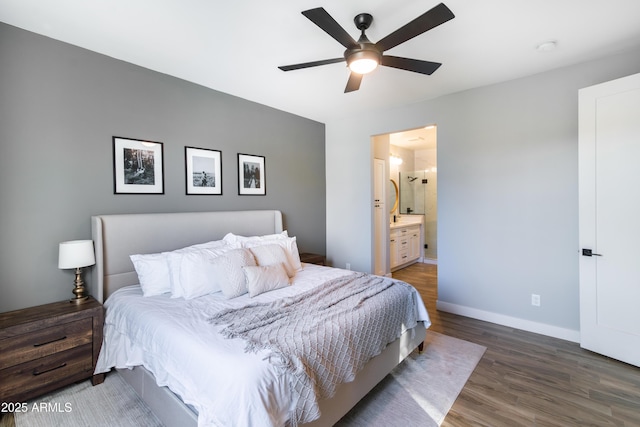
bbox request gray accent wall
[0,23,326,312]
[326,47,640,338]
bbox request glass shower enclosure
[399,170,437,260]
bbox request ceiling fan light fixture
[349,58,378,74]
[279,4,455,92]
[346,49,380,74]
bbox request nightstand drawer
[0,317,92,370]
[0,343,93,402]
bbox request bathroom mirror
[389,179,399,214]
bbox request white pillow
[178,248,233,299]
[249,244,295,277]
[210,248,257,299]
[130,252,171,297]
[243,263,290,298]
[130,240,230,298]
[166,240,233,298]
[223,231,288,244]
[190,240,231,250]
[243,236,302,272]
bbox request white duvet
[95,264,430,427]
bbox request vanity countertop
[390,215,423,229]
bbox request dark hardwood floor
[393,262,640,427]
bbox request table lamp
[58,240,96,304]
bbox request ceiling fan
[278,3,455,93]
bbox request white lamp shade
[58,240,96,269]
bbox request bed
[91,210,429,426]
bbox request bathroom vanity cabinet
[390,223,422,271]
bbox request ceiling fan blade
[302,7,358,49]
[375,3,454,52]
[381,56,442,75]
[278,58,345,71]
[344,72,363,93]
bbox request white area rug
[15,373,162,427]
[16,332,484,427]
[336,331,486,427]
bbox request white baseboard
[436,300,580,343]
[421,258,437,265]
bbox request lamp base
[70,267,89,304]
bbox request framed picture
[238,153,266,195]
[112,136,164,194]
[185,146,222,195]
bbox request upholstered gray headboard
[91,210,283,303]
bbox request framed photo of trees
[238,153,265,195]
[112,136,164,194]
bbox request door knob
[582,248,603,257]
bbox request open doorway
[389,125,438,263]
[371,125,438,275]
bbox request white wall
[326,47,640,340]
[325,124,373,272]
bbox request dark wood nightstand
[300,252,326,266]
[0,297,104,404]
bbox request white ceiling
[2,0,640,123]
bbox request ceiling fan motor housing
[344,43,382,66]
[345,13,381,68]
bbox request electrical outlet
[531,294,541,307]
[346,263,351,271]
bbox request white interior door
[579,72,640,367]
[373,158,387,276]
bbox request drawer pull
[33,336,67,347]
[32,362,67,376]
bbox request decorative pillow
[130,252,171,297]
[166,241,235,298]
[249,244,295,278]
[210,248,257,299]
[243,236,302,272]
[243,263,290,298]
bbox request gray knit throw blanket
[207,272,420,426]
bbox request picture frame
[238,153,266,195]
[185,146,222,195]
[112,136,164,194]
